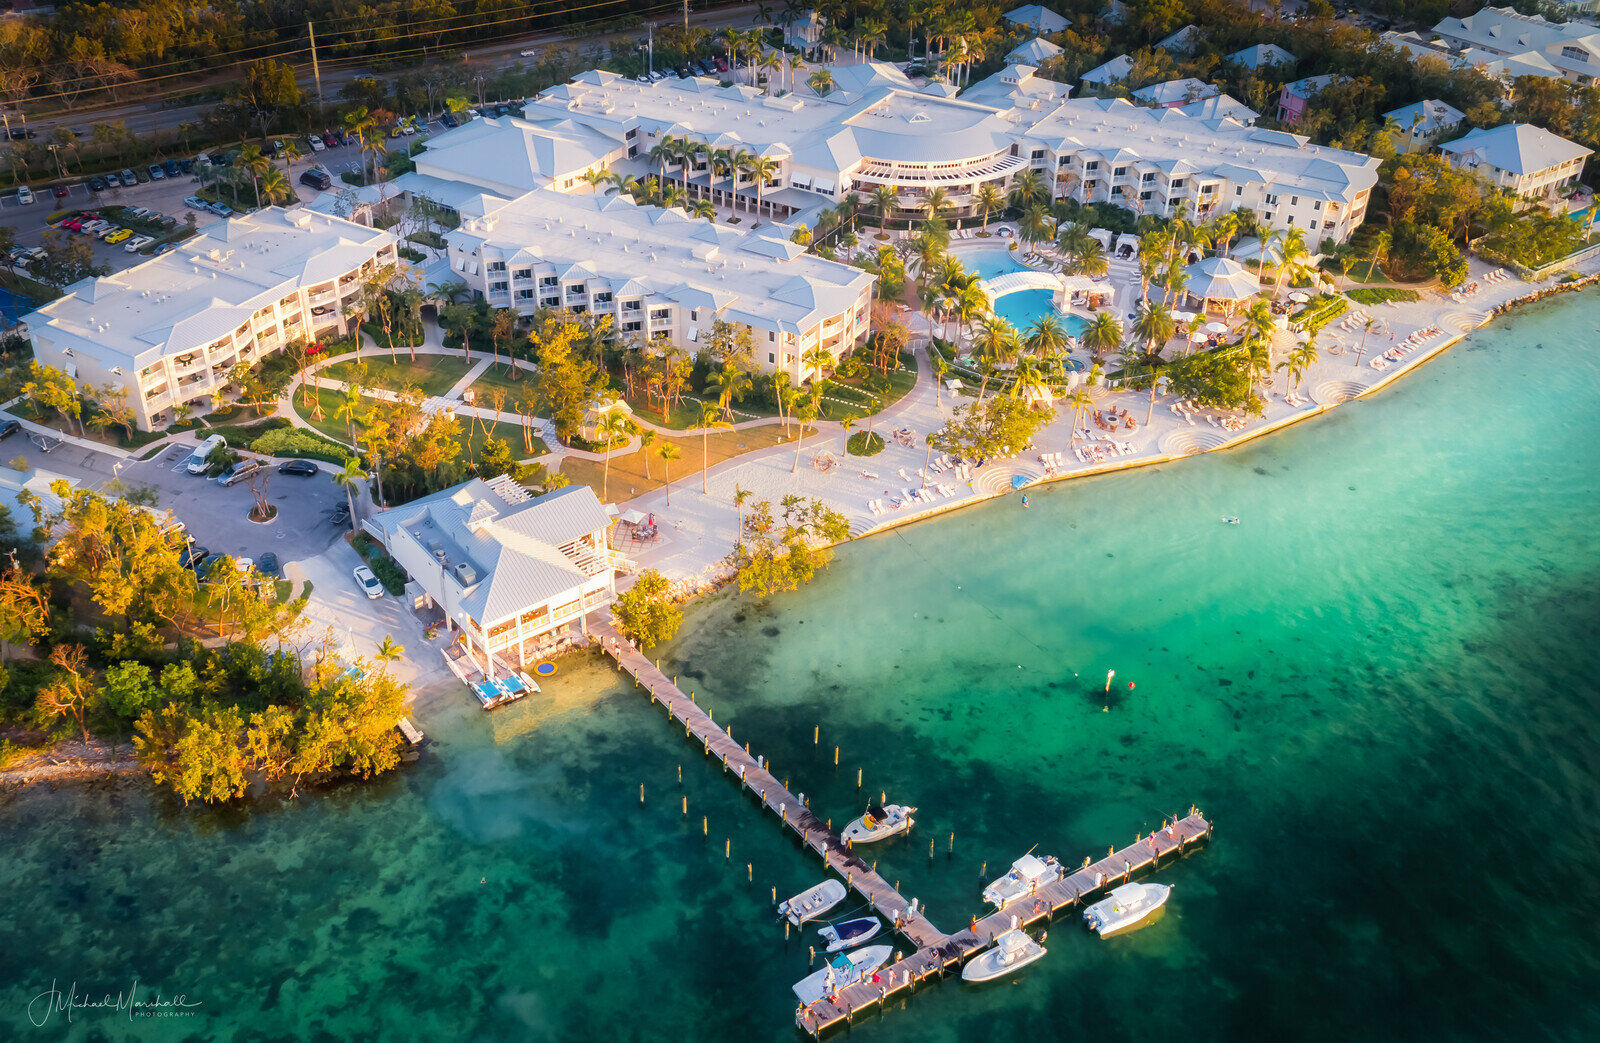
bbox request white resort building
[369,477,621,672]
[23,207,397,431]
[405,64,1378,245]
[442,188,875,383]
[1437,123,1593,200]
[1432,5,1600,84]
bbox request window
[1286,216,1294,225]
[1084,161,1099,171]
[539,276,558,288]
[516,289,534,301]
[1235,186,1243,196]
[691,309,699,322]
[622,299,642,312]
[566,284,585,296]
[1170,178,1186,190]
[1290,196,1299,206]
[1140,191,1153,201]
[1142,172,1155,182]
[1113,166,1127,176]
[487,261,506,273]
[514,268,531,280]
[1309,220,1318,229]
[1030,149,1045,159]
[768,331,776,341]
[593,291,612,304]
[541,297,560,308]
[649,307,671,321]
[624,320,642,332]
[768,352,776,364]
[490,280,508,292]
[1561,45,1589,63]
[1312,200,1322,211]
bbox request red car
[321,130,338,148]
[52,185,68,199]
[61,217,83,230]
[713,57,729,72]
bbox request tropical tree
[868,184,900,232]
[656,441,681,505]
[1025,314,1069,360]
[375,635,404,673]
[1017,204,1054,251]
[974,182,1005,232]
[694,404,732,493]
[790,400,817,474]
[333,457,367,534]
[1081,313,1124,362]
[807,68,835,96]
[744,153,780,224]
[1364,229,1392,281]
[920,187,953,226]
[1130,301,1176,360]
[1064,389,1094,445]
[579,168,609,193]
[598,410,635,501]
[1008,169,1047,211]
[638,428,657,479]
[1273,227,1312,298]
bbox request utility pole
[647,23,654,77]
[683,0,689,33]
[308,21,325,114]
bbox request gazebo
[1232,236,1283,266]
[1183,256,1260,315]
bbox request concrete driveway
[289,538,450,690]
[122,442,350,565]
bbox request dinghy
[841,803,915,844]
[818,916,881,953]
[778,879,847,925]
[792,945,894,1005]
[962,924,1047,982]
[1083,881,1171,936]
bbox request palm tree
[743,153,780,224]
[1064,389,1094,445]
[1082,312,1124,362]
[1130,301,1176,360]
[648,133,679,186]
[637,428,657,478]
[362,136,389,185]
[930,351,948,407]
[1025,314,1069,360]
[1007,356,1051,403]
[807,68,835,96]
[1355,317,1376,369]
[1017,204,1054,251]
[790,400,817,473]
[342,108,378,183]
[579,168,608,193]
[759,50,783,95]
[1008,169,1047,211]
[920,187,953,227]
[656,441,681,505]
[1273,227,1311,298]
[598,411,634,501]
[333,457,367,534]
[974,182,1005,233]
[787,53,807,93]
[1364,229,1391,281]
[1074,238,1109,278]
[690,198,716,220]
[375,635,404,673]
[868,184,900,233]
[1240,299,1276,348]
[237,144,269,209]
[259,165,291,206]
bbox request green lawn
[464,361,538,406]
[1346,288,1421,306]
[294,385,547,458]
[457,417,546,459]
[819,356,919,421]
[291,385,369,445]
[322,354,472,398]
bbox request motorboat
[778,879,847,926]
[841,803,916,844]
[961,925,1047,982]
[1083,881,1171,936]
[792,945,894,1005]
[982,852,1065,909]
[818,916,881,953]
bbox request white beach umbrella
[1204,321,1229,334]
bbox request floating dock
[590,621,1212,1037]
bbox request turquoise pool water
[2,292,1599,1040]
[957,246,1089,338]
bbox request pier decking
[590,621,1212,1037]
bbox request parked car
[519,47,538,57]
[194,152,212,167]
[104,228,133,244]
[146,164,163,181]
[14,186,32,205]
[713,57,729,72]
[0,419,19,440]
[440,112,459,128]
[648,69,665,82]
[307,135,325,152]
[278,459,320,476]
[186,434,227,474]
[299,167,332,191]
[126,206,150,219]
[321,130,338,148]
[178,159,193,174]
[124,235,154,253]
[164,159,180,177]
[133,167,150,183]
[52,184,68,199]
[178,544,209,569]
[184,195,208,210]
[353,565,383,599]
[271,139,284,155]
[88,176,106,192]
[119,168,137,184]
[216,459,262,487]
[104,172,122,188]
[257,552,279,578]
[208,202,235,217]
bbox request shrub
[612,569,683,649]
[250,426,352,463]
[847,431,885,456]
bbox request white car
[520,47,538,57]
[15,186,32,205]
[124,235,154,253]
[353,565,383,599]
[308,136,326,152]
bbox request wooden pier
[589,621,1212,1037]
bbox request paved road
[20,2,763,140]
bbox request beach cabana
[1232,236,1282,266]
[1184,256,1260,315]
[1088,228,1113,251]
[1114,232,1140,259]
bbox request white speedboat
[818,916,881,953]
[962,926,1047,982]
[841,803,915,844]
[778,879,847,926]
[1083,881,1171,936]
[792,945,894,1005]
[982,852,1064,908]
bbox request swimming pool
[955,246,1087,338]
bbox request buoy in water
[534,661,557,676]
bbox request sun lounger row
[1075,441,1136,463]
[1037,451,1066,467]
[1484,268,1509,283]
[868,484,963,514]
[1335,309,1374,332]
[1370,325,1445,369]
[1284,391,1311,406]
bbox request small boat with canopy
[841,803,915,843]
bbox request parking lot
[0,122,445,276]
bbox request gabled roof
[1131,77,1218,107]
[1080,54,1134,85]
[1439,122,1593,175]
[1227,43,1296,69]
[1158,25,1203,53]
[1006,37,1063,65]
[1003,4,1070,33]
[1382,99,1466,136]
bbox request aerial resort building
[442,188,875,384]
[22,207,397,431]
[404,63,1378,246]
[1437,122,1593,201]
[368,477,620,674]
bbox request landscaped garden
[322,354,472,398]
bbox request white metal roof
[1439,122,1593,176]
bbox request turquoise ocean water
[3,293,1599,1041]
